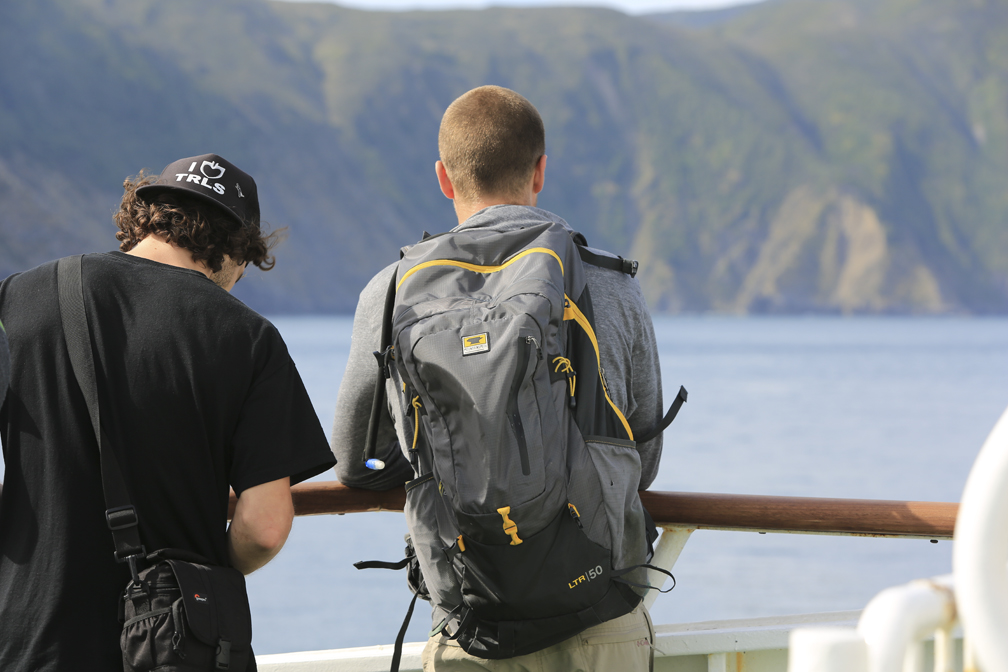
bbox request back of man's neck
[126,235,211,278]
[454,196,536,226]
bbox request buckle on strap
[372,345,395,379]
[621,257,639,278]
[216,638,232,670]
[106,505,138,531]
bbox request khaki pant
[421,604,654,672]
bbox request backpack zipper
[526,335,542,360]
[506,336,534,476]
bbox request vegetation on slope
[0,0,1005,313]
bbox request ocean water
[4,316,1007,653]
[249,315,1008,654]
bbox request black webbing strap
[576,245,639,277]
[352,558,411,571]
[363,268,399,470]
[428,603,464,639]
[570,230,639,277]
[444,607,474,642]
[57,255,146,565]
[635,385,688,445]
[388,591,419,672]
[353,552,419,672]
[612,564,676,593]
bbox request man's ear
[436,160,455,200]
[532,154,547,195]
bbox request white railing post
[856,575,956,672]
[644,526,693,610]
[902,642,922,672]
[963,635,978,672]
[707,652,728,672]
[954,405,1008,672]
[790,575,957,672]
[933,624,954,672]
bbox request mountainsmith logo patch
[462,333,489,356]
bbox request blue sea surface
[4,316,1007,653]
[250,315,1008,654]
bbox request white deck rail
[789,404,1008,672]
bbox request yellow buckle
[497,506,523,546]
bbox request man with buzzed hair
[333,86,664,671]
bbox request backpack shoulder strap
[57,255,146,567]
[564,233,686,444]
[362,265,399,470]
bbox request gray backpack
[361,221,685,661]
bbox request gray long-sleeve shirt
[331,205,665,491]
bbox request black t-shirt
[0,323,7,410]
[0,252,336,671]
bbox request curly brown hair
[114,172,281,273]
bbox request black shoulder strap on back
[570,231,639,277]
[57,255,146,577]
[362,267,399,470]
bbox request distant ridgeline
[1,0,1006,314]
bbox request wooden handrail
[228,481,958,540]
[639,491,956,539]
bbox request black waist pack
[120,549,255,672]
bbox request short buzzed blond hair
[438,86,545,202]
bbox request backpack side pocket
[404,472,463,626]
[583,437,647,573]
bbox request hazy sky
[280,0,763,16]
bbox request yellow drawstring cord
[552,356,576,398]
[411,396,422,451]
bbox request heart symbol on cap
[200,161,225,180]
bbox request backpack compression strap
[635,385,688,445]
[576,245,639,277]
[570,231,639,277]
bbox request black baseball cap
[135,153,260,229]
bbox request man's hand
[227,477,294,575]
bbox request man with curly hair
[0,321,7,411]
[0,321,6,507]
[0,154,336,671]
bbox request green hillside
[1,0,1005,313]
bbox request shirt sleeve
[585,263,665,491]
[331,264,414,490]
[627,290,664,490]
[229,332,336,495]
